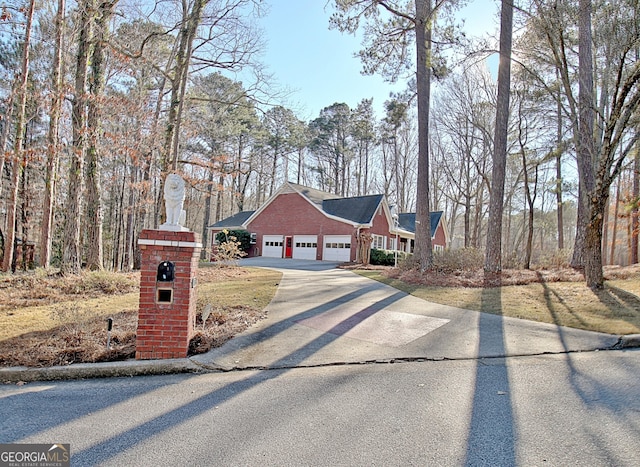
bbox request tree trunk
[576,0,601,287]
[61,0,93,275]
[584,198,606,287]
[215,172,225,222]
[632,141,639,264]
[39,0,65,268]
[1,0,35,273]
[413,0,434,271]
[555,76,565,251]
[484,0,514,273]
[571,189,588,268]
[123,161,137,271]
[609,182,621,265]
[201,168,215,260]
[20,150,32,270]
[0,79,17,199]
[85,1,116,271]
[163,0,205,173]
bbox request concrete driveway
[194,258,621,370]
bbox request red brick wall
[433,224,446,248]
[136,230,201,359]
[368,206,390,236]
[247,193,357,260]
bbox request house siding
[433,224,446,248]
[210,184,449,262]
[246,193,357,260]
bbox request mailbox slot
[157,261,175,282]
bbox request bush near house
[215,229,251,253]
[370,248,410,266]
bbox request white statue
[160,173,188,231]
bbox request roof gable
[211,183,391,229]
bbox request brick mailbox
[136,229,202,359]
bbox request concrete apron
[193,260,620,371]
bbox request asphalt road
[2,349,639,466]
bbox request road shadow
[0,377,182,443]
[1,268,387,449]
[537,274,640,461]
[464,273,516,466]
[68,285,406,465]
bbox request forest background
[0,0,638,287]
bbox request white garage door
[293,235,318,260]
[262,235,283,258]
[322,235,352,262]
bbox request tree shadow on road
[464,273,516,466]
[537,274,640,461]
[68,285,406,465]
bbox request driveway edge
[614,333,640,349]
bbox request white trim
[138,239,203,248]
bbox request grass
[0,266,281,367]
[356,270,640,335]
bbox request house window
[296,242,318,248]
[434,244,444,252]
[372,234,386,250]
[325,242,350,249]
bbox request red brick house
[209,182,448,262]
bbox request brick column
[136,229,202,360]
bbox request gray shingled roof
[288,183,340,207]
[323,194,384,224]
[210,210,254,229]
[397,211,443,234]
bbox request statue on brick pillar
[160,173,189,231]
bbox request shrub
[60,270,138,295]
[214,229,248,265]
[536,249,572,269]
[433,248,484,272]
[215,229,251,253]
[370,248,410,266]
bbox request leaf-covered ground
[0,266,279,368]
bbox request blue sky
[258,1,500,120]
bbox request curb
[614,333,640,349]
[1,358,207,383]
[2,335,639,384]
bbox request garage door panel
[293,235,318,260]
[322,235,352,262]
[262,235,283,258]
